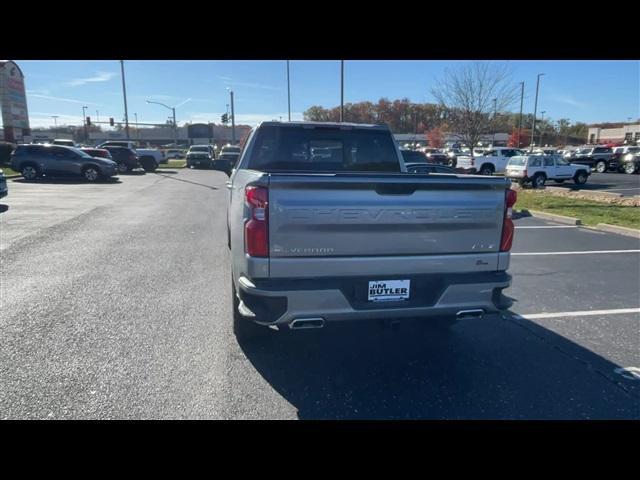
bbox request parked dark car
[10,144,118,182]
[404,162,457,174]
[400,149,428,164]
[619,151,640,174]
[0,168,8,199]
[567,146,614,173]
[99,146,140,173]
[612,146,640,173]
[425,151,449,165]
[80,148,112,160]
[215,152,240,174]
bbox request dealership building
[587,124,640,145]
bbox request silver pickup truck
[226,121,517,340]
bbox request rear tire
[479,164,494,176]
[82,166,100,182]
[624,162,637,174]
[595,160,607,173]
[20,164,40,181]
[574,171,588,185]
[117,163,128,174]
[532,173,546,188]
[231,277,270,341]
[141,157,157,172]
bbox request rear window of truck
[247,125,401,173]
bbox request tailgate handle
[375,184,417,195]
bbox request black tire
[479,164,494,176]
[140,157,157,172]
[20,164,40,181]
[574,171,588,185]
[624,162,637,175]
[82,165,100,182]
[231,277,270,341]
[595,160,607,173]
[117,162,128,174]
[532,173,546,188]
[553,179,565,184]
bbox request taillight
[500,189,517,252]
[244,186,269,257]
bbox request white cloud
[68,71,116,87]
[28,94,102,106]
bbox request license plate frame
[367,280,410,302]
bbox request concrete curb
[521,209,582,225]
[5,174,21,179]
[596,224,640,239]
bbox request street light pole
[340,60,344,122]
[120,60,131,140]
[287,60,291,122]
[518,82,524,148]
[229,89,236,144]
[146,100,178,147]
[539,111,546,147]
[134,113,139,140]
[530,73,544,152]
[82,105,88,144]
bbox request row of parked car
[399,147,591,188]
[8,141,166,182]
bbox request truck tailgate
[267,173,508,260]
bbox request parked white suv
[456,147,525,175]
[505,154,590,188]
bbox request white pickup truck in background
[456,147,525,175]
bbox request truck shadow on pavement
[12,177,122,185]
[152,172,218,190]
[237,313,639,420]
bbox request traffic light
[86,116,91,126]
[221,113,228,124]
[109,117,114,126]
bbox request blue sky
[13,60,640,129]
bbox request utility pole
[530,73,544,152]
[82,105,88,144]
[287,60,291,122]
[229,89,236,144]
[518,82,524,148]
[120,60,130,140]
[340,60,344,122]
[539,111,546,147]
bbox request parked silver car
[10,144,118,182]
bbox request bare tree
[431,62,519,153]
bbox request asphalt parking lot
[550,171,640,196]
[0,168,638,419]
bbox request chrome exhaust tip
[456,309,484,320]
[289,318,325,330]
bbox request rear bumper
[236,271,513,326]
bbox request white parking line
[512,250,640,256]
[515,226,578,229]
[515,308,640,320]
